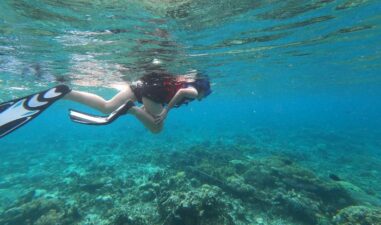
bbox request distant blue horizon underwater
[0,0,381,224]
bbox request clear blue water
[0,0,381,224]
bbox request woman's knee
[102,102,118,114]
[149,123,163,134]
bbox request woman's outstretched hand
[154,108,168,124]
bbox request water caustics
[0,0,380,99]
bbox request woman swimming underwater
[0,71,212,138]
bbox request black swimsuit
[130,76,194,107]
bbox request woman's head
[192,75,212,100]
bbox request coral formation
[333,206,381,225]
[0,197,80,225]
[0,144,380,225]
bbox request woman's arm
[167,87,198,111]
[154,87,198,124]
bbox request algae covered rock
[153,148,380,225]
[158,184,235,225]
[240,156,358,224]
[112,210,146,225]
[229,159,248,174]
[334,181,380,206]
[2,145,378,225]
[0,198,62,225]
[333,205,381,225]
[34,209,63,225]
[0,196,80,225]
[162,150,368,225]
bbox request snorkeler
[0,72,212,138]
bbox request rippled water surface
[1,0,380,95]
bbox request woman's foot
[69,100,136,125]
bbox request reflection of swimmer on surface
[0,71,211,138]
[65,71,212,133]
[21,63,68,83]
[103,27,169,38]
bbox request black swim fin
[69,100,134,125]
[0,85,71,138]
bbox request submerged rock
[229,159,248,174]
[0,199,61,225]
[329,174,341,181]
[95,195,114,206]
[2,146,378,225]
[173,152,371,225]
[0,197,80,225]
[112,210,145,225]
[34,209,63,225]
[158,184,235,225]
[335,181,380,206]
[333,205,381,225]
[78,181,105,193]
[140,189,156,202]
[241,157,359,224]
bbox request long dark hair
[140,71,212,97]
[140,71,172,83]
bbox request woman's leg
[128,97,164,133]
[65,86,163,133]
[64,85,136,114]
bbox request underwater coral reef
[0,129,380,225]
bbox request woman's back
[132,72,192,105]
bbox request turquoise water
[1,0,381,224]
